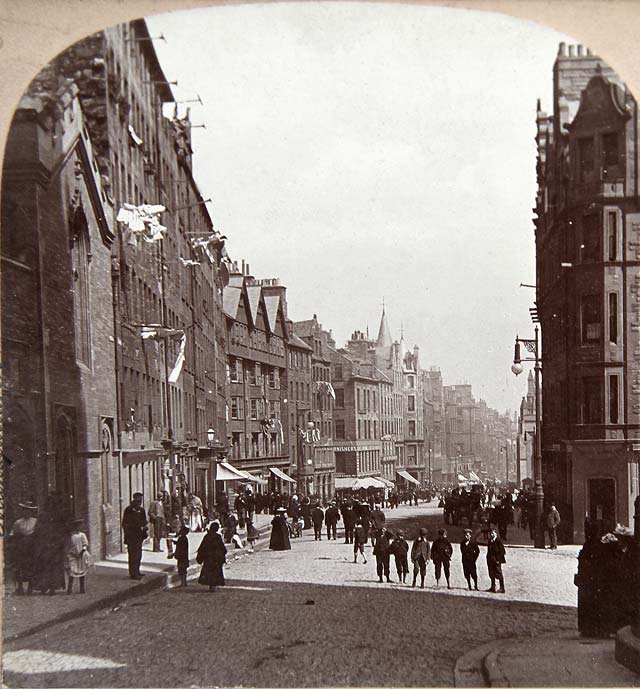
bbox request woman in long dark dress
[33,494,68,595]
[197,522,227,591]
[269,507,291,551]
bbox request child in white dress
[66,519,93,594]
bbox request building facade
[535,42,640,541]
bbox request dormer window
[602,132,619,171]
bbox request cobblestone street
[3,503,579,687]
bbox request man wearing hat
[460,529,480,590]
[486,527,506,593]
[547,503,561,549]
[122,492,148,580]
[311,501,325,541]
[410,528,431,588]
[325,501,340,540]
[8,501,38,595]
[431,528,453,589]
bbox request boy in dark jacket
[487,528,506,593]
[311,502,324,541]
[431,528,453,589]
[460,528,480,590]
[353,519,368,564]
[174,525,190,587]
[389,530,409,583]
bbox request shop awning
[353,477,386,489]
[468,471,481,483]
[397,470,420,486]
[377,477,395,488]
[215,462,247,481]
[458,474,469,483]
[335,477,358,490]
[269,466,296,483]
[240,470,268,485]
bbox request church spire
[376,306,393,349]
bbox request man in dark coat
[411,528,431,588]
[122,492,148,580]
[486,527,506,592]
[311,502,324,540]
[431,528,453,589]
[460,528,480,590]
[342,503,356,544]
[325,502,340,540]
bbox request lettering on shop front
[629,218,640,421]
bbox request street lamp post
[428,440,433,490]
[207,427,217,514]
[512,326,545,548]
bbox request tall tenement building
[535,43,640,542]
[2,20,229,557]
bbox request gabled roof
[289,333,313,351]
[263,294,281,334]
[222,286,242,319]
[246,285,262,326]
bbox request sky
[146,2,573,415]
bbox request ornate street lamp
[207,427,217,512]
[512,326,545,548]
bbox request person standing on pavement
[8,501,38,595]
[460,528,480,591]
[325,501,340,540]
[353,518,368,564]
[342,503,355,544]
[311,501,325,541]
[431,528,453,589]
[486,527,506,593]
[373,527,392,583]
[173,525,190,588]
[148,492,166,552]
[390,530,409,584]
[269,507,291,551]
[122,492,148,580]
[65,519,93,594]
[547,503,561,549]
[411,528,431,588]
[197,522,227,591]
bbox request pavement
[3,500,640,686]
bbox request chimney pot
[558,42,566,56]
[568,45,575,57]
[577,45,584,56]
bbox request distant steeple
[527,370,535,396]
[376,307,393,349]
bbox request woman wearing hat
[8,501,38,595]
[269,507,291,551]
[196,522,227,591]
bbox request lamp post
[428,439,433,490]
[512,326,545,549]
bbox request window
[251,432,260,457]
[373,420,377,439]
[578,136,594,178]
[229,358,241,383]
[231,397,243,420]
[250,399,260,419]
[408,395,416,412]
[609,293,618,344]
[609,375,619,424]
[581,295,602,343]
[408,376,415,389]
[582,214,601,262]
[357,419,361,439]
[335,419,345,439]
[335,388,344,408]
[334,365,343,380]
[608,211,618,261]
[268,368,276,388]
[602,132,619,169]
[232,432,242,458]
[71,213,92,367]
[581,377,602,424]
[357,388,362,412]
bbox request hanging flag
[178,257,201,266]
[190,233,226,264]
[128,125,144,147]
[275,419,284,443]
[326,382,336,400]
[168,333,186,383]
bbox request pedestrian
[390,530,409,583]
[486,527,506,593]
[33,493,69,594]
[222,510,239,544]
[245,488,255,523]
[431,528,453,589]
[373,527,392,583]
[122,492,148,580]
[8,501,38,595]
[311,501,324,541]
[66,519,93,594]
[325,501,340,540]
[246,518,260,553]
[173,525,190,587]
[234,491,247,528]
[460,528,480,591]
[342,503,355,544]
[353,518,368,564]
[547,503,561,549]
[411,528,431,588]
[269,507,291,550]
[188,493,205,532]
[148,492,167,552]
[196,522,227,591]
[217,490,230,518]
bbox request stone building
[535,43,640,541]
[223,264,292,493]
[2,81,117,556]
[2,19,229,555]
[293,315,336,501]
[515,372,536,483]
[423,367,445,485]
